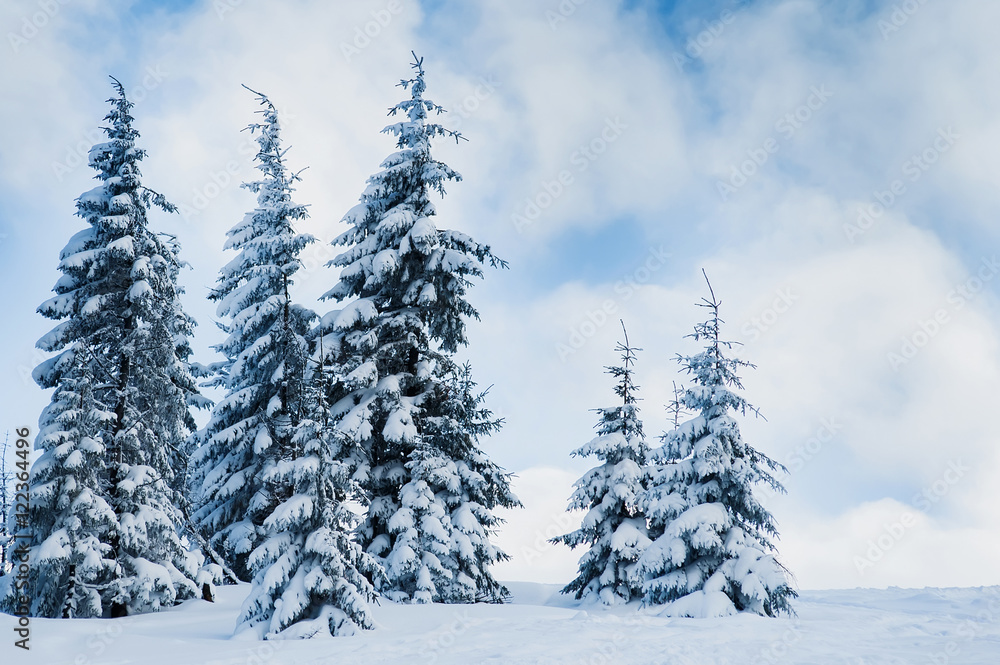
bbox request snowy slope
[2,582,998,664]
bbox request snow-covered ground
[2,582,999,664]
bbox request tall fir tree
[551,323,650,605]
[634,272,796,617]
[320,53,516,603]
[1,78,204,617]
[236,356,380,639]
[189,87,315,582]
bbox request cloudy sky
[2,0,998,591]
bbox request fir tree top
[574,321,646,465]
[36,76,189,390]
[386,52,466,169]
[236,85,310,240]
[602,320,643,440]
[211,86,314,323]
[323,53,505,354]
[655,271,786,547]
[81,76,176,230]
[678,270,762,421]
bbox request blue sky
[2,0,999,589]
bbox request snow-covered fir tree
[320,53,516,603]
[422,363,519,603]
[379,432,455,604]
[1,78,204,618]
[383,361,519,604]
[634,272,796,618]
[551,323,650,605]
[2,345,117,618]
[236,358,380,639]
[189,87,315,582]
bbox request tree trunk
[61,563,77,619]
[178,503,242,585]
[108,338,132,619]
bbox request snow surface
[3,582,999,664]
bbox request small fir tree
[552,323,650,605]
[236,357,380,639]
[634,271,796,617]
[420,363,519,603]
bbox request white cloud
[777,496,1000,589]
